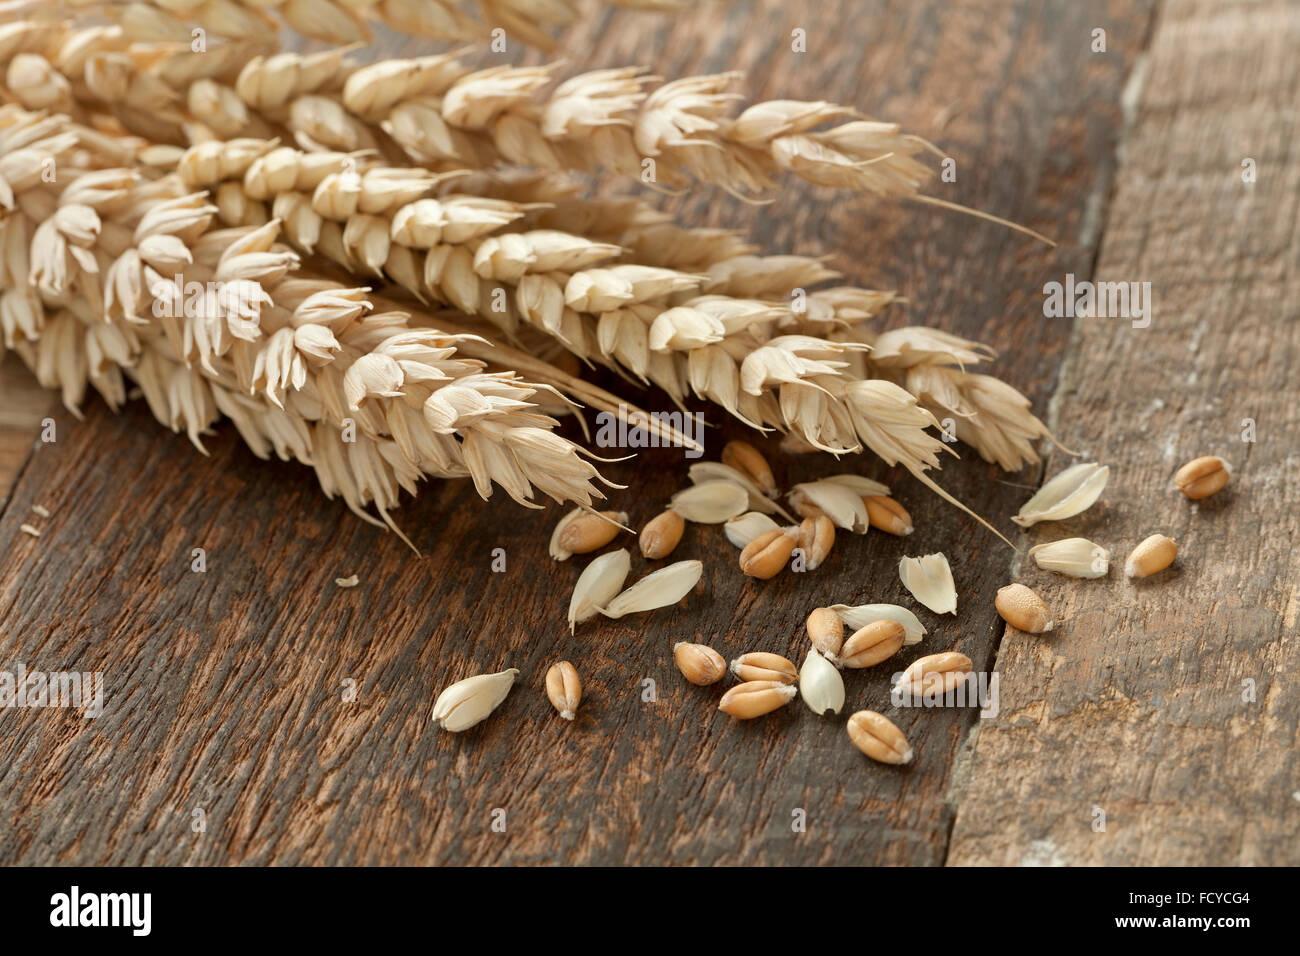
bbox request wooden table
[2,0,1296,866]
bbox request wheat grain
[718,680,797,719]
[549,507,627,560]
[738,527,795,579]
[805,607,844,659]
[673,641,726,685]
[846,711,913,765]
[1174,455,1230,499]
[829,603,926,645]
[639,508,684,559]
[994,583,1053,634]
[544,660,582,721]
[729,652,797,685]
[837,620,905,669]
[1125,534,1177,579]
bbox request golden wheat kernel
[806,607,845,658]
[557,510,625,556]
[994,583,1054,634]
[639,509,685,559]
[893,652,973,696]
[673,642,727,685]
[863,495,913,535]
[718,680,798,719]
[846,711,913,765]
[1125,534,1178,578]
[729,652,798,684]
[838,619,906,669]
[739,528,796,579]
[721,439,777,496]
[797,515,836,569]
[545,661,582,721]
[1174,456,1230,500]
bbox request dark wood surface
[12,0,1290,866]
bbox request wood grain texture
[0,357,53,502]
[946,0,1300,866]
[0,0,1156,865]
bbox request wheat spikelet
[0,21,942,206]
[0,105,612,545]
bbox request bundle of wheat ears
[0,1,1055,543]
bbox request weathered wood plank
[0,0,1153,865]
[0,357,52,503]
[947,0,1300,866]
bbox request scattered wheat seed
[670,481,749,523]
[806,606,845,659]
[724,511,781,549]
[847,710,913,765]
[1125,534,1178,578]
[830,604,926,644]
[898,553,957,614]
[994,583,1053,634]
[863,495,913,535]
[721,439,777,497]
[738,527,796,579]
[893,652,972,697]
[639,508,685,559]
[838,619,906,669]
[550,508,628,560]
[1174,456,1230,500]
[601,559,703,618]
[795,514,835,569]
[799,649,845,716]
[1028,538,1109,578]
[718,680,798,719]
[788,479,869,533]
[689,461,793,519]
[431,668,519,733]
[31,504,51,518]
[335,574,360,588]
[545,661,582,721]
[730,651,798,684]
[20,524,41,538]
[568,548,631,632]
[673,642,727,685]
[1013,462,1110,527]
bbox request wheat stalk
[0,21,956,210]
[1,104,615,545]
[161,138,1046,544]
[0,20,1055,540]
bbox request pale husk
[1013,462,1109,527]
[829,603,926,645]
[897,553,958,615]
